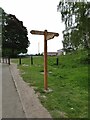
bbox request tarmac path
[2,64,26,118]
[2,63,52,118]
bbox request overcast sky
[0,0,65,54]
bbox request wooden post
[19,56,21,65]
[56,56,59,65]
[8,57,10,65]
[30,30,59,91]
[44,30,48,90]
[31,55,33,65]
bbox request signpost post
[30,30,59,90]
[44,30,48,90]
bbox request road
[2,64,26,118]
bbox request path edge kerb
[9,64,27,118]
[9,63,52,118]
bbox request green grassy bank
[12,49,89,118]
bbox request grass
[12,49,89,118]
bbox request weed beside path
[12,50,88,118]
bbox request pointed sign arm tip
[55,33,59,37]
[30,30,44,35]
[47,32,59,37]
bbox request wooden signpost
[30,30,59,90]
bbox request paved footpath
[2,63,52,118]
[2,64,26,118]
[0,63,2,119]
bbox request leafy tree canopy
[57,1,90,52]
[2,9,30,57]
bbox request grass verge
[12,49,88,118]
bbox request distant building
[47,52,57,56]
[42,49,65,56]
[57,49,63,56]
[57,49,66,56]
[43,52,57,56]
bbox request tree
[57,1,90,52]
[0,8,2,58]
[2,10,30,57]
